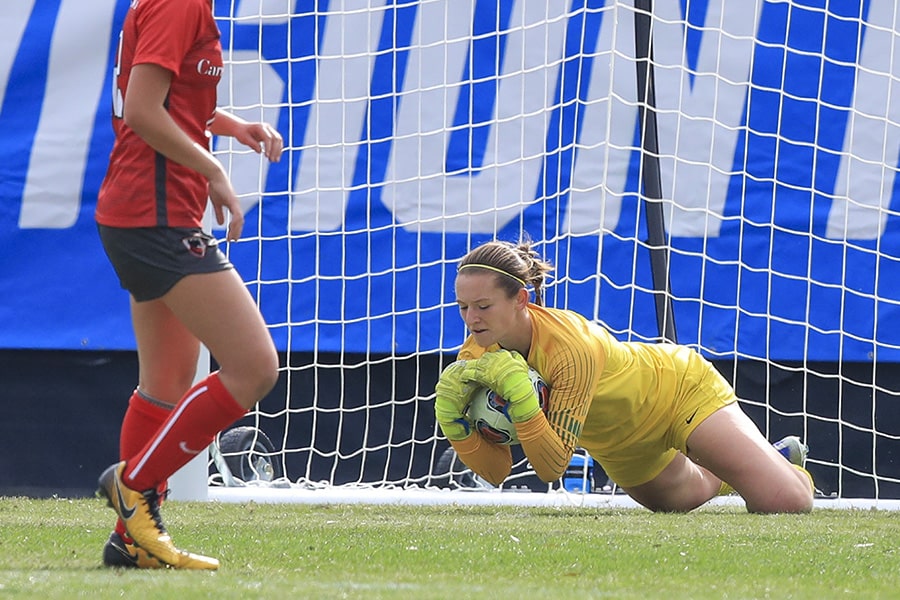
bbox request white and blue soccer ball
[465,367,549,445]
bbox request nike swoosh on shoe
[115,480,137,520]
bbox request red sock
[115,389,173,540]
[120,389,173,458]
[123,372,247,492]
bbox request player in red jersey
[435,240,815,514]
[95,0,283,569]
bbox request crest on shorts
[182,233,212,258]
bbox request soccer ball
[465,367,549,445]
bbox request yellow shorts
[589,349,736,488]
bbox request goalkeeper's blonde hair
[458,239,554,306]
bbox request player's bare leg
[161,269,278,409]
[621,403,813,513]
[130,295,201,405]
[621,452,723,512]
[102,297,201,568]
[99,269,276,568]
[685,403,813,513]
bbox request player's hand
[461,350,541,423]
[434,360,477,441]
[207,169,244,241]
[234,122,283,163]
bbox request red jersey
[96,0,222,228]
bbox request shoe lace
[140,489,169,534]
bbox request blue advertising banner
[1,0,898,361]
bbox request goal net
[207,0,900,504]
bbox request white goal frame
[203,0,900,508]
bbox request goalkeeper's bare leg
[623,403,814,513]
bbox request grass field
[1,496,898,599]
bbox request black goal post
[633,0,678,344]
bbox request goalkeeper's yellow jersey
[455,303,735,487]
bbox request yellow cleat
[174,550,220,570]
[97,462,219,570]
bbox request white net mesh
[209,0,900,501]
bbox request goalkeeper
[435,240,814,513]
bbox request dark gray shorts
[98,225,233,302]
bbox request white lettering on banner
[18,0,118,229]
[236,0,294,24]
[290,0,389,232]
[653,0,761,238]
[0,1,36,111]
[827,0,900,241]
[567,0,761,237]
[213,49,285,222]
[11,1,898,239]
[381,0,570,233]
[563,0,635,235]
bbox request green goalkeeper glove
[434,360,477,441]
[461,350,541,423]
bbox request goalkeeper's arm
[451,409,577,485]
[448,435,513,487]
[434,359,514,486]
[515,412,575,483]
[450,410,575,485]
[460,349,580,482]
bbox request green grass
[1,497,898,599]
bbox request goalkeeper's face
[455,272,528,348]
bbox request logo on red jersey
[197,58,223,78]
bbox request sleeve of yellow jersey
[447,434,513,486]
[514,310,605,483]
